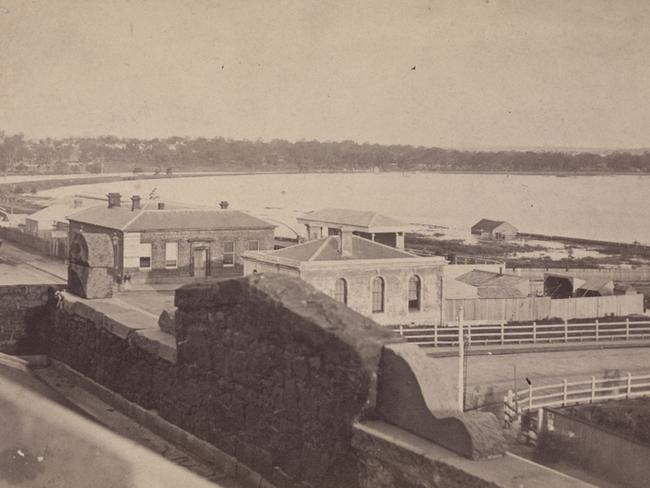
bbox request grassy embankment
[405,233,650,268]
[561,399,650,446]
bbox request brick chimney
[73,199,83,208]
[339,230,354,258]
[158,202,165,210]
[107,193,121,208]
[219,200,229,209]
[131,195,141,211]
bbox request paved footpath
[432,346,650,396]
[0,239,66,283]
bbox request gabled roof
[456,269,501,287]
[456,269,529,298]
[576,278,614,292]
[26,203,93,225]
[266,235,417,262]
[471,219,513,232]
[68,206,274,232]
[297,208,406,231]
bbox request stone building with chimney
[241,229,445,326]
[66,193,275,292]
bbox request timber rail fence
[503,371,650,436]
[394,318,650,348]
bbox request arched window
[372,276,385,313]
[334,278,348,304]
[408,275,421,312]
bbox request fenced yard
[445,294,644,322]
[0,226,68,260]
[395,318,650,347]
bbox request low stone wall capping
[45,274,506,487]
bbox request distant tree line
[2,131,650,173]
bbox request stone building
[67,193,275,286]
[297,208,408,249]
[241,230,445,326]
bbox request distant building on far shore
[471,219,518,240]
[297,207,408,249]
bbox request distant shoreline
[2,167,648,191]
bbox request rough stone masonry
[0,283,63,354]
[42,273,505,488]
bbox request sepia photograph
[1,1,649,487]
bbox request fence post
[563,379,568,406]
[595,319,599,342]
[626,318,630,340]
[399,324,404,337]
[532,321,537,343]
[564,319,568,342]
[500,321,505,345]
[467,323,472,345]
[528,384,533,410]
[505,390,513,424]
[627,372,632,398]
[433,323,438,348]
[591,376,596,402]
[537,408,544,434]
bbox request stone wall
[0,284,63,354]
[172,275,399,487]
[47,274,400,487]
[45,273,509,487]
[353,422,500,488]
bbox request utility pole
[458,306,465,411]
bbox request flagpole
[458,306,464,411]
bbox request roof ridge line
[120,209,145,231]
[309,236,337,261]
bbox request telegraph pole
[458,306,465,411]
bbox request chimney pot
[158,202,165,210]
[107,193,121,208]
[131,195,141,211]
[219,201,230,209]
[339,229,354,257]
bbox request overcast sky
[1,0,650,149]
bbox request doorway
[192,247,209,278]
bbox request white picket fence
[503,371,650,428]
[395,319,650,347]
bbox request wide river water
[38,172,649,244]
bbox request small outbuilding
[544,272,615,298]
[470,219,518,240]
[297,208,408,248]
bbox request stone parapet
[378,343,506,459]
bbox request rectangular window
[139,242,152,269]
[247,240,259,251]
[223,241,234,266]
[165,242,178,268]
